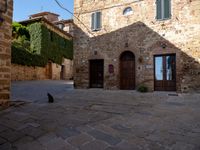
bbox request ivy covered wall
[40,24,73,64]
[28,23,42,55]
[12,22,73,67]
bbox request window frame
[57,23,64,30]
[123,7,133,16]
[156,0,171,21]
[91,11,102,31]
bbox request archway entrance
[120,51,135,90]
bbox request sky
[13,0,74,22]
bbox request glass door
[154,54,176,91]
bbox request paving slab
[80,140,109,150]
[0,129,25,142]
[88,129,121,145]
[20,126,46,138]
[14,140,45,150]
[67,133,94,147]
[0,80,198,150]
[0,142,12,150]
[56,127,81,139]
[0,137,7,145]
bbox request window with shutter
[164,0,171,19]
[156,0,171,20]
[156,0,162,20]
[91,12,102,31]
[91,13,95,30]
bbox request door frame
[154,53,176,91]
[119,51,135,90]
[89,59,104,88]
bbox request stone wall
[51,63,61,80]
[62,58,73,80]
[73,0,200,92]
[0,0,13,106]
[11,64,46,81]
[11,59,73,81]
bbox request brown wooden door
[46,62,52,79]
[60,65,65,80]
[120,51,135,90]
[154,54,176,91]
[89,60,104,88]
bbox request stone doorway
[89,59,104,88]
[120,51,135,90]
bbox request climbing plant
[12,22,73,67]
[11,44,46,67]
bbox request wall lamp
[161,43,167,49]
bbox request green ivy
[12,22,30,40]
[28,23,43,54]
[11,45,46,67]
[11,22,73,67]
[40,24,73,64]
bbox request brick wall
[0,0,13,106]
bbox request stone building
[54,19,74,36]
[29,12,74,36]
[73,0,200,92]
[29,12,60,22]
[0,0,13,106]
[12,15,73,81]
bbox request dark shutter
[91,13,95,30]
[96,12,102,29]
[164,0,171,19]
[156,0,162,20]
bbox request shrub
[137,85,148,93]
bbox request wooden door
[60,65,65,80]
[46,62,52,79]
[154,54,176,91]
[120,51,135,90]
[89,60,104,88]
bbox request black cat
[47,93,54,103]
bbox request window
[123,7,133,16]
[156,0,171,20]
[91,12,102,31]
[57,23,64,30]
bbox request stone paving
[0,81,200,150]
[11,80,74,102]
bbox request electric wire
[54,0,96,36]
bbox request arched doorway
[120,51,135,90]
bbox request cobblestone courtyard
[0,81,200,150]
